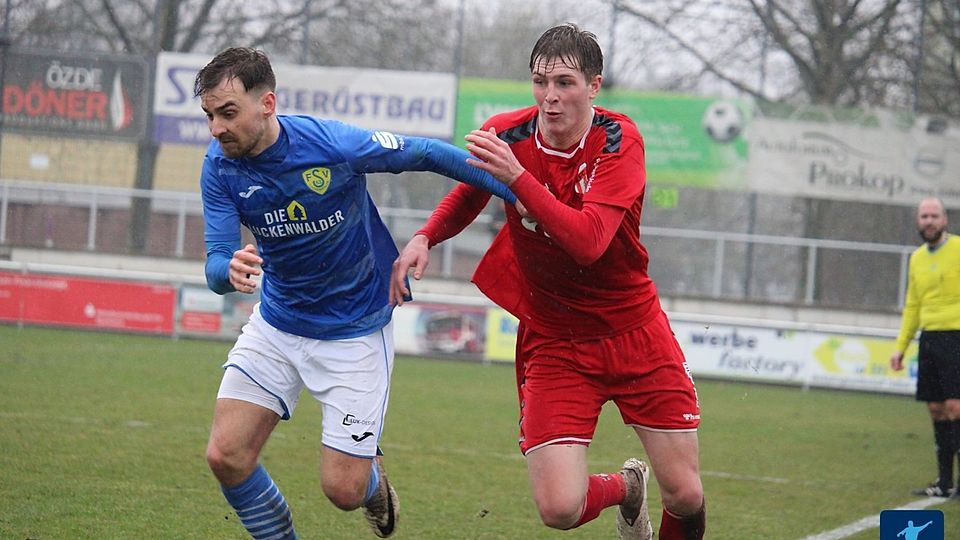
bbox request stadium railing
[0,178,915,312]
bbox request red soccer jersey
[421,105,661,339]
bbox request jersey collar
[535,108,595,159]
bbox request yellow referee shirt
[895,234,960,352]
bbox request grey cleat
[362,458,399,538]
[617,458,653,540]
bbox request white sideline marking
[800,497,943,540]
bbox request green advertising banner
[455,77,749,189]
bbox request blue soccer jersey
[201,115,514,340]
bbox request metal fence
[0,178,916,312]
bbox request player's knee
[944,402,960,420]
[322,477,365,511]
[536,507,578,530]
[927,401,947,419]
[533,494,581,529]
[205,440,255,483]
[662,484,704,517]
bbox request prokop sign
[1,50,147,140]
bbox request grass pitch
[1,324,958,539]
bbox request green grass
[1,324,958,539]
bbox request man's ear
[261,90,277,117]
[588,75,602,99]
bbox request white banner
[672,320,917,394]
[746,116,960,207]
[153,52,457,145]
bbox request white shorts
[217,304,395,458]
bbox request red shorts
[515,310,700,455]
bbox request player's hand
[390,234,430,306]
[229,243,262,294]
[890,350,905,371]
[465,128,526,186]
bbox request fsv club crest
[302,167,332,195]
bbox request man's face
[200,77,272,158]
[917,199,948,244]
[530,56,601,144]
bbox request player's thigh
[208,395,281,460]
[526,443,589,513]
[636,428,702,503]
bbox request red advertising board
[179,311,221,334]
[0,271,175,334]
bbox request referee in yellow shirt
[891,197,960,498]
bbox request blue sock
[221,464,298,540]
[363,459,380,505]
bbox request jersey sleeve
[415,183,492,247]
[200,155,241,294]
[327,121,516,203]
[895,253,922,351]
[509,172,626,265]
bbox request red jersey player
[390,23,705,540]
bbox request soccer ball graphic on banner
[702,100,744,143]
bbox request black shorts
[916,330,960,402]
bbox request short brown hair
[194,47,276,98]
[529,23,603,79]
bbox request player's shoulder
[279,114,331,135]
[945,235,960,254]
[591,106,642,155]
[482,106,538,134]
[280,114,373,152]
[593,106,641,137]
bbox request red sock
[659,503,706,540]
[571,473,626,528]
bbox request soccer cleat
[911,482,954,497]
[617,458,653,540]
[363,458,399,538]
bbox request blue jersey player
[194,47,515,540]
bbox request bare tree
[457,1,592,81]
[611,0,916,108]
[919,0,960,116]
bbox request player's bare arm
[465,128,526,186]
[390,235,430,306]
[229,243,262,293]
